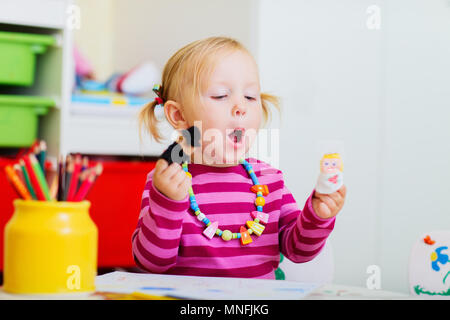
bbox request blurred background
[0,0,449,294]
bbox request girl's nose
[232,104,246,117]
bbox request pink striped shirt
[131,157,336,279]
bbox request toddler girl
[132,36,346,279]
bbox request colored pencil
[29,154,52,201]
[13,164,25,186]
[39,141,47,168]
[77,156,89,191]
[4,165,32,200]
[49,173,58,200]
[23,154,46,201]
[73,170,95,201]
[19,159,37,200]
[73,163,102,201]
[57,155,65,201]
[67,154,82,201]
[77,167,90,192]
[63,155,73,201]
[45,162,56,188]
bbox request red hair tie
[154,97,164,106]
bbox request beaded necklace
[182,158,270,246]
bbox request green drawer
[0,95,54,147]
[0,31,55,86]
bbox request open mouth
[228,128,244,144]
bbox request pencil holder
[3,200,98,295]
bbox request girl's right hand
[152,159,191,201]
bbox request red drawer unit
[0,157,19,271]
[0,156,156,269]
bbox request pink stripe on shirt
[132,157,336,279]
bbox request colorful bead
[250,174,259,185]
[251,211,269,224]
[190,202,199,211]
[246,220,265,236]
[221,230,232,241]
[203,221,218,239]
[197,212,205,221]
[184,158,270,245]
[240,226,252,245]
[255,196,265,207]
[251,185,269,196]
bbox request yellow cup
[3,200,98,294]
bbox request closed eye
[245,96,256,101]
[212,95,227,100]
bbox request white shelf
[70,102,142,117]
[64,110,172,156]
[0,0,68,29]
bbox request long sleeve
[278,181,336,263]
[131,169,189,273]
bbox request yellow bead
[221,230,233,241]
[185,172,192,179]
[246,220,265,236]
[255,197,265,207]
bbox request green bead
[221,230,232,241]
[254,218,260,223]
[216,229,222,236]
[194,210,201,216]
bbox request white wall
[73,0,450,293]
[378,0,450,293]
[74,0,114,81]
[258,0,450,293]
[75,0,259,81]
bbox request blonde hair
[320,153,344,172]
[138,36,280,144]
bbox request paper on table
[95,271,322,300]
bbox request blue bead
[190,202,199,211]
[257,206,263,211]
[189,195,196,201]
[202,218,210,225]
[237,233,241,239]
[218,230,223,236]
[250,176,259,185]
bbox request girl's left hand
[312,185,347,219]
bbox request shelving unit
[0,0,169,159]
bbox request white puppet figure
[315,153,344,194]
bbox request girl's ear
[164,100,189,131]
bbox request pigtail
[260,92,281,128]
[138,100,164,145]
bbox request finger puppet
[315,153,344,194]
[159,126,201,165]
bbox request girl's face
[186,50,263,166]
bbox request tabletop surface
[0,271,414,300]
